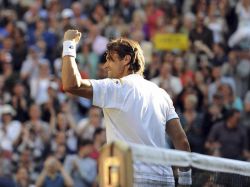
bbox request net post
[98,141,133,187]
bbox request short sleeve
[89,78,124,109]
[165,91,179,122]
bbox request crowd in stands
[0,0,250,186]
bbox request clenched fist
[63,30,81,44]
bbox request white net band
[130,143,250,177]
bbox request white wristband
[62,40,76,58]
[178,169,192,185]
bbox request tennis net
[99,141,250,187]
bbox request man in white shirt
[61,30,191,186]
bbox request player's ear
[123,55,131,66]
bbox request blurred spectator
[71,2,87,28]
[208,65,236,103]
[217,83,243,111]
[0,18,15,40]
[90,127,106,160]
[202,94,225,139]
[19,104,51,163]
[205,109,250,160]
[50,131,67,156]
[89,3,107,25]
[77,106,103,140]
[30,60,52,105]
[41,81,61,122]
[228,0,250,48]
[190,11,214,49]
[61,8,75,35]
[96,52,108,79]
[206,0,228,43]
[241,91,250,150]
[176,72,204,112]
[23,3,42,26]
[0,51,19,92]
[0,148,15,187]
[27,19,58,61]
[0,75,11,105]
[144,51,161,80]
[151,62,183,99]
[64,139,97,187]
[145,1,165,38]
[20,45,46,82]
[76,41,99,79]
[54,144,67,163]
[0,104,21,153]
[180,12,196,34]
[51,110,77,154]
[36,156,73,187]
[179,94,204,153]
[0,175,16,187]
[13,147,37,184]
[14,167,30,187]
[10,81,29,122]
[89,24,108,56]
[104,11,124,39]
[193,70,208,107]
[211,43,228,66]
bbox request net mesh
[130,143,250,187]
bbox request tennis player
[61,30,192,186]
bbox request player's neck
[118,67,134,78]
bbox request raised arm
[61,30,93,99]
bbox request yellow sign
[153,33,189,50]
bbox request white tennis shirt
[90,74,178,185]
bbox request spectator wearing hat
[0,104,21,153]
